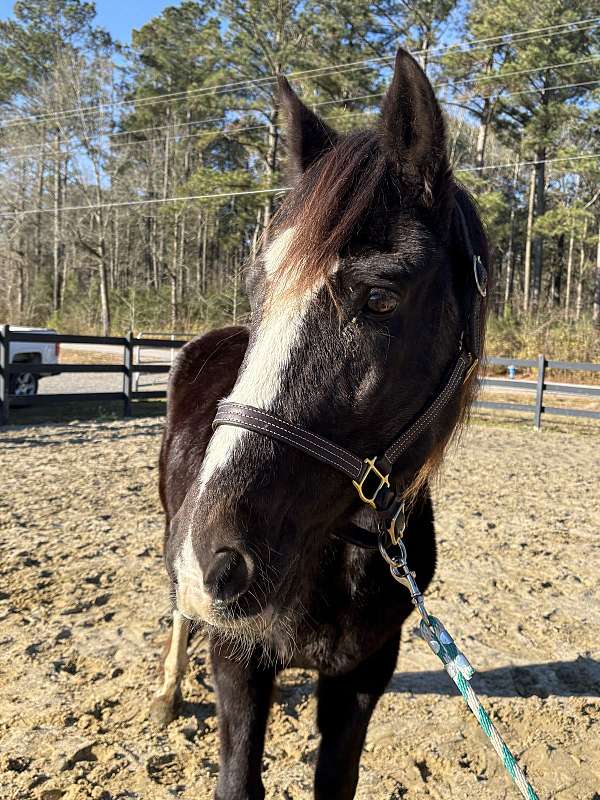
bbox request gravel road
[0,417,598,800]
[39,373,168,396]
[39,343,172,396]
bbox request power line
[0,17,600,148]
[1,153,598,219]
[501,78,600,98]
[0,186,289,218]
[3,55,599,159]
[5,46,597,153]
[313,57,600,113]
[79,79,600,153]
[459,153,600,172]
[1,16,598,130]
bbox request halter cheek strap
[212,203,487,540]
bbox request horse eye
[364,288,399,316]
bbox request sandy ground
[0,417,598,800]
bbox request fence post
[0,324,9,426]
[123,331,133,417]
[533,353,546,430]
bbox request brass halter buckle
[352,457,390,509]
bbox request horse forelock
[265,130,392,298]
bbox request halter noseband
[213,204,487,540]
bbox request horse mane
[266,126,460,299]
[403,185,491,506]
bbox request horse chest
[290,560,415,675]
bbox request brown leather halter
[213,205,487,543]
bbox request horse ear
[380,49,448,202]
[278,75,337,177]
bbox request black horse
[151,48,490,800]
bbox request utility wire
[3,56,599,159]
[1,153,598,219]
[5,48,596,151]
[1,16,598,130]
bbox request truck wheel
[10,371,39,397]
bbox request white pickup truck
[6,326,60,397]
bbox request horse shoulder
[158,326,249,519]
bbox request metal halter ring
[386,502,406,545]
[378,530,408,569]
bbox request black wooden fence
[0,325,186,426]
[1,325,599,428]
[477,355,600,428]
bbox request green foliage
[487,312,600,366]
[0,0,109,101]
[1,0,599,345]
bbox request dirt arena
[0,415,598,800]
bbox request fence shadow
[387,656,600,698]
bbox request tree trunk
[523,168,536,314]
[196,211,203,290]
[503,159,520,317]
[109,209,117,291]
[16,256,25,319]
[418,25,431,73]
[201,216,208,295]
[178,213,186,305]
[61,244,68,308]
[124,219,132,288]
[593,217,600,326]
[475,51,495,169]
[158,127,171,285]
[98,236,111,337]
[52,130,64,313]
[170,220,178,329]
[34,128,46,284]
[475,98,493,169]
[551,234,563,308]
[531,147,546,312]
[170,273,177,330]
[564,224,575,321]
[251,205,262,261]
[531,82,548,312]
[575,219,588,321]
[232,268,238,325]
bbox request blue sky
[0,0,179,44]
[93,0,179,43]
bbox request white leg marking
[151,610,190,723]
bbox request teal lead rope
[378,521,540,800]
[420,615,539,800]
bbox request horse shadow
[181,657,599,729]
[386,656,600,698]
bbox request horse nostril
[203,547,253,603]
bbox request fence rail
[133,330,197,392]
[0,325,187,425]
[1,326,599,428]
[476,354,600,428]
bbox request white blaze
[175,227,322,608]
[195,227,311,490]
